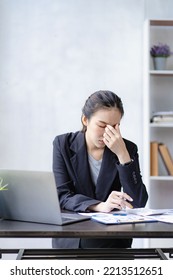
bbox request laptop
[0,169,90,225]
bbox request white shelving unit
[143,19,173,248]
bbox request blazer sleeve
[53,135,101,212]
[116,143,148,208]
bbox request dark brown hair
[81,90,124,132]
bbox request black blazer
[53,131,148,211]
[52,131,148,249]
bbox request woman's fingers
[111,191,133,202]
[109,191,133,210]
[121,192,133,202]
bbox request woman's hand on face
[90,191,133,213]
[103,124,131,164]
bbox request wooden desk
[0,219,173,259]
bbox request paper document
[78,208,173,225]
[149,213,173,224]
[121,208,173,216]
[91,213,155,225]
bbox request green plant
[0,177,8,190]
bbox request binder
[158,143,173,176]
[150,141,159,176]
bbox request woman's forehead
[92,108,122,123]
[93,107,121,117]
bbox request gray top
[88,154,102,186]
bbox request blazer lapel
[70,133,96,197]
[95,147,118,200]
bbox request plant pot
[153,57,167,70]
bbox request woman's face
[82,107,122,150]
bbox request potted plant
[0,177,8,191]
[150,43,172,70]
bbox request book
[151,116,173,123]
[150,111,173,123]
[151,111,173,117]
[158,143,173,176]
[150,141,159,176]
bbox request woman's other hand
[88,191,133,213]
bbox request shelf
[144,19,173,248]
[150,20,173,27]
[149,70,173,75]
[150,176,173,181]
[150,123,173,128]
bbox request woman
[52,90,148,249]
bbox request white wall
[0,0,146,171]
[145,0,173,19]
[0,0,173,256]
